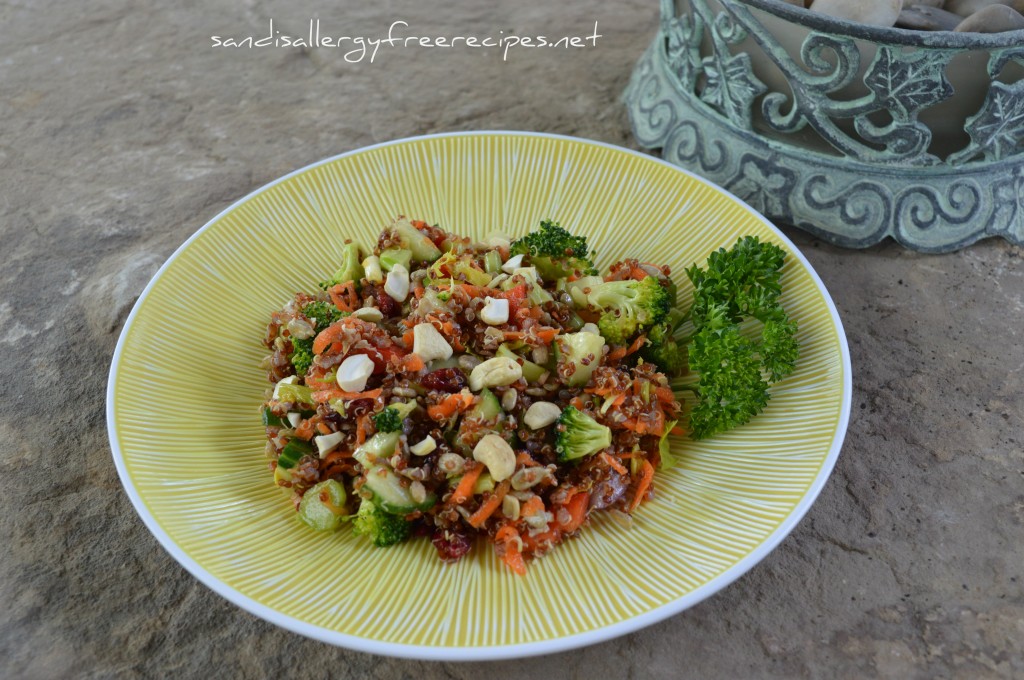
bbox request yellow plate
[107,132,850,659]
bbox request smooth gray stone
[954,3,1024,30]
[945,0,1024,17]
[809,0,903,26]
[897,4,966,30]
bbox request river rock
[945,0,1024,18]
[954,3,1024,30]
[808,0,904,26]
[897,4,964,29]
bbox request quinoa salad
[260,217,798,573]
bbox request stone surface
[897,4,965,30]
[1,1,1022,678]
[954,2,1024,30]
[808,0,904,26]
[945,0,1024,18]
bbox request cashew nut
[438,452,466,476]
[524,401,562,429]
[510,465,553,490]
[468,356,522,392]
[472,434,516,482]
[479,297,510,325]
[336,354,375,392]
[410,435,436,456]
[502,494,521,520]
[384,263,410,302]
[413,322,453,363]
[351,306,384,322]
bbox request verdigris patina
[625,0,1024,251]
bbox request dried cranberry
[432,530,472,562]
[420,367,466,393]
[348,398,375,417]
[373,285,400,317]
[322,409,345,428]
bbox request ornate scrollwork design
[623,0,1024,250]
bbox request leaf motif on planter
[664,15,703,91]
[700,51,766,130]
[863,47,953,121]
[957,81,1024,163]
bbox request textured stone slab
[0,0,1022,678]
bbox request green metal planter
[625,0,1024,251]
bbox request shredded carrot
[520,527,561,555]
[619,410,665,436]
[502,544,527,575]
[655,386,676,403]
[520,495,545,518]
[303,372,335,391]
[608,334,647,362]
[327,281,359,312]
[534,328,559,344]
[328,286,352,312]
[294,417,317,441]
[427,392,473,420]
[321,449,351,467]
[468,481,509,528]
[495,524,519,544]
[601,452,628,476]
[345,282,359,308]
[356,415,368,446]
[629,266,650,281]
[515,452,538,467]
[402,329,414,347]
[450,466,483,504]
[458,283,493,298]
[628,459,655,512]
[570,396,587,411]
[670,424,685,436]
[559,491,590,534]
[312,324,342,354]
[316,421,332,436]
[402,354,425,372]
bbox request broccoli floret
[509,219,597,280]
[640,322,686,375]
[290,336,315,376]
[352,498,412,547]
[555,405,612,462]
[587,276,671,346]
[300,300,347,333]
[320,242,364,289]
[371,406,403,433]
[288,302,347,376]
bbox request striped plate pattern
[107,132,850,660]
